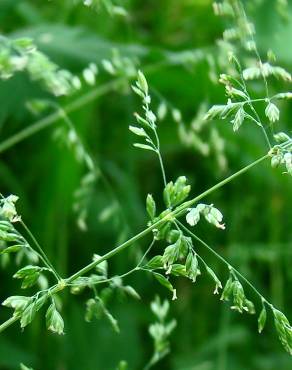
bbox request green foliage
[0,36,78,96]
[146,296,177,369]
[46,302,65,335]
[186,203,225,229]
[20,364,34,370]
[81,0,127,17]
[163,177,191,208]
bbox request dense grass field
[0,1,291,369]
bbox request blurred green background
[0,0,291,369]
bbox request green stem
[174,154,269,214]
[20,220,61,281]
[156,147,167,187]
[0,153,270,332]
[66,153,268,283]
[0,193,59,280]
[65,229,159,284]
[233,58,271,149]
[68,238,155,288]
[0,78,124,154]
[153,129,167,187]
[176,220,272,307]
[0,61,169,155]
[0,315,20,333]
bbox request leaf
[231,280,246,313]
[137,70,148,94]
[258,306,267,333]
[265,102,280,123]
[157,102,167,120]
[145,255,164,270]
[0,244,22,254]
[104,308,120,333]
[46,303,64,335]
[204,103,241,121]
[0,194,19,222]
[153,272,174,293]
[132,85,144,98]
[186,208,200,226]
[271,154,282,168]
[169,264,187,277]
[117,361,128,370]
[20,364,34,370]
[244,299,255,315]
[220,277,234,301]
[272,308,292,354]
[85,297,120,333]
[163,176,190,208]
[85,298,102,322]
[270,66,291,82]
[273,132,290,143]
[92,254,108,277]
[204,105,228,120]
[163,181,173,208]
[203,205,225,230]
[123,285,141,300]
[129,125,147,137]
[206,266,222,294]
[146,194,156,220]
[242,66,261,80]
[13,265,42,277]
[284,153,292,175]
[133,143,155,151]
[273,92,292,100]
[134,113,151,128]
[174,177,191,205]
[83,67,96,85]
[232,107,245,132]
[0,220,12,230]
[162,244,180,268]
[227,87,248,99]
[20,302,38,328]
[185,252,199,282]
[2,296,31,314]
[101,59,116,75]
[13,266,42,289]
[243,63,291,82]
[172,109,182,123]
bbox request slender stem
[242,98,266,105]
[154,126,167,187]
[233,58,271,149]
[0,315,20,333]
[66,224,162,284]
[68,238,155,287]
[237,1,270,99]
[20,220,61,281]
[137,238,156,267]
[0,193,59,280]
[174,154,269,214]
[66,153,268,283]
[56,106,95,172]
[0,153,270,332]
[145,97,167,186]
[177,220,232,267]
[0,61,170,155]
[176,220,272,307]
[156,150,167,187]
[0,79,123,154]
[248,103,272,149]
